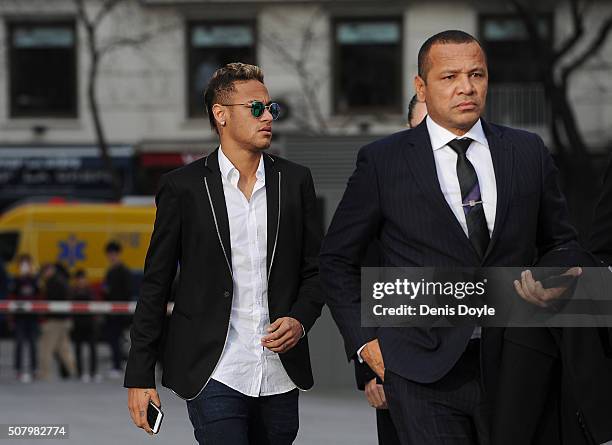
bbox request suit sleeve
[354,360,377,391]
[590,155,612,265]
[124,174,180,388]
[320,146,380,360]
[287,169,324,333]
[535,137,580,257]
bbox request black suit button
[223,291,230,298]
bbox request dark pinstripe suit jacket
[320,118,578,384]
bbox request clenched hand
[261,317,303,353]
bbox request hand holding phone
[127,388,163,435]
[147,400,164,434]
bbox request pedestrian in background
[71,269,100,383]
[8,253,39,383]
[38,263,76,381]
[103,241,132,379]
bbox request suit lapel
[402,120,475,253]
[203,149,232,277]
[482,120,513,263]
[264,153,280,281]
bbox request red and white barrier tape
[0,300,174,315]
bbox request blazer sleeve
[320,146,380,359]
[287,169,324,333]
[124,174,181,388]
[535,137,580,257]
[353,360,377,391]
[589,155,612,265]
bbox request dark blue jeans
[186,379,299,445]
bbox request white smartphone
[147,400,164,434]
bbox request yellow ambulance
[0,199,155,286]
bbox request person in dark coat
[103,241,132,378]
[71,269,100,382]
[8,253,40,382]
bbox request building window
[333,18,402,114]
[479,15,553,126]
[8,21,77,118]
[480,14,552,83]
[187,22,256,118]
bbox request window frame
[185,19,257,119]
[7,19,78,118]
[478,13,554,83]
[332,16,404,115]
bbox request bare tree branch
[98,23,179,58]
[553,0,584,63]
[72,0,179,198]
[74,0,93,34]
[260,12,329,134]
[561,14,612,84]
[299,8,323,65]
[93,0,123,28]
[74,0,87,21]
[510,0,549,59]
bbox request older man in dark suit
[320,30,580,444]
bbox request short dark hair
[203,62,265,134]
[407,95,419,127]
[418,30,485,81]
[105,241,122,254]
[54,262,69,280]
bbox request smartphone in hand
[147,400,164,434]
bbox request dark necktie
[447,138,490,259]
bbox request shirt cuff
[356,344,367,363]
[300,323,306,339]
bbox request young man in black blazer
[321,31,580,444]
[125,63,323,444]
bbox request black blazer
[320,118,578,384]
[491,248,612,445]
[124,149,324,399]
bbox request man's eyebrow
[439,67,485,75]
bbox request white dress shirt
[426,116,497,237]
[210,146,296,397]
[358,117,496,360]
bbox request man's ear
[414,75,426,102]
[211,103,226,128]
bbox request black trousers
[376,408,401,445]
[383,340,489,445]
[105,318,124,371]
[491,336,596,445]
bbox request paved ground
[0,378,377,444]
[4,340,609,445]
[0,341,377,445]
